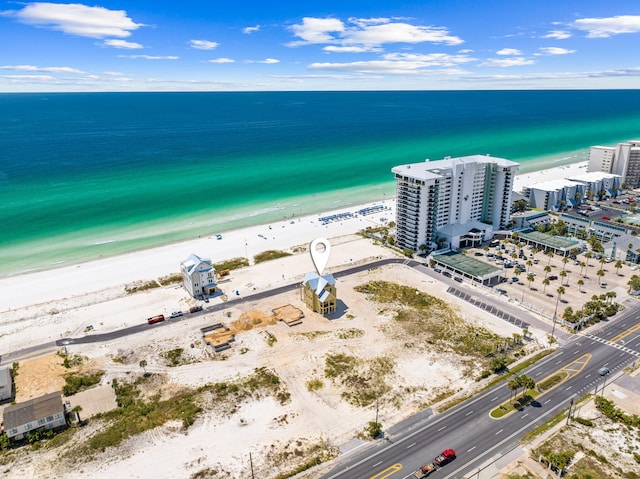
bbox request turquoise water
[2,90,640,277]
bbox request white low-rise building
[522,179,584,211]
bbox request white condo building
[588,140,640,188]
[392,154,519,253]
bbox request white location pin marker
[310,237,331,275]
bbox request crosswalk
[583,333,640,359]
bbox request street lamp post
[551,292,561,340]
[601,370,610,396]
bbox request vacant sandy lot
[1,256,532,479]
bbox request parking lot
[463,242,634,324]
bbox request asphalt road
[321,303,640,479]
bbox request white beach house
[180,253,218,298]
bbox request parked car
[170,311,183,318]
[434,267,442,273]
[600,282,608,288]
[602,215,611,220]
[548,275,558,280]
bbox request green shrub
[574,417,593,427]
[63,371,104,396]
[253,250,292,264]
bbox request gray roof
[3,392,64,430]
[181,253,214,275]
[302,272,336,296]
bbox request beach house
[3,392,66,441]
[180,253,218,298]
[392,154,518,254]
[0,367,12,402]
[300,272,337,316]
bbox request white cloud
[258,58,279,64]
[382,52,476,65]
[208,58,235,63]
[0,64,84,73]
[538,47,574,55]
[103,71,124,76]
[479,57,535,67]
[572,15,640,38]
[289,17,463,49]
[120,55,179,60]
[323,45,382,53]
[190,39,218,50]
[8,2,144,38]
[0,74,55,81]
[103,39,143,49]
[496,48,522,56]
[243,25,260,34]
[308,58,469,75]
[541,30,571,39]
[289,17,345,45]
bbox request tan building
[300,272,337,315]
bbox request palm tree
[527,272,535,290]
[615,260,623,276]
[544,265,552,277]
[579,261,586,278]
[606,291,617,304]
[139,359,148,375]
[546,250,554,265]
[559,269,567,285]
[577,279,584,293]
[629,274,640,293]
[71,405,83,424]
[508,377,520,403]
[542,277,550,294]
[597,268,605,285]
[526,259,533,271]
[562,256,569,271]
[585,251,592,269]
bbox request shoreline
[0,159,589,311]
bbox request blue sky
[1,1,640,92]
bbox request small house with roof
[3,392,66,440]
[300,272,337,315]
[180,253,218,298]
[0,367,12,402]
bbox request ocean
[2,90,640,278]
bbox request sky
[1,1,640,92]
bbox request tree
[544,265,552,277]
[71,405,83,424]
[577,279,584,293]
[559,269,567,285]
[139,359,148,375]
[507,377,520,403]
[615,260,623,276]
[526,259,533,271]
[585,251,592,269]
[520,375,536,398]
[597,268,605,285]
[546,250,554,265]
[562,256,569,271]
[527,273,535,290]
[557,285,566,302]
[542,277,550,294]
[579,261,586,278]
[628,274,640,293]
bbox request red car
[602,215,611,220]
[433,449,456,466]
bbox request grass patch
[161,348,187,367]
[125,279,160,294]
[63,371,105,396]
[254,250,292,264]
[213,257,249,271]
[537,373,567,391]
[306,379,324,391]
[324,353,394,406]
[522,409,568,443]
[72,367,289,457]
[335,328,365,340]
[157,273,182,286]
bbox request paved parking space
[66,384,117,418]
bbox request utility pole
[601,371,610,396]
[375,397,379,425]
[249,452,255,479]
[566,397,574,425]
[551,292,561,340]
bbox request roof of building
[431,251,502,280]
[437,220,492,238]
[523,178,581,192]
[3,392,64,430]
[181,253,214,275]
[302,272,336,296]
[568,171,622,182]
[0,368,10,388]
[392,154,518,181]
[518,230,582,250]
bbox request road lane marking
[369,463,402,479]
[373,461,382,468]
[521,414,528,419]
[544,399,551,404]
[438,426,446,431]
[465,411,474,416]
[585,374,591,378]
[491,397,498,402]
[407,442,416,449]
[495,429,503,435]
[565,386,572,391]
[468,446,476,452]
[611,323,640,343]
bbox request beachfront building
[559,213,628,242]
[612,233,640,264]
[392,154,518,254]
[588,140,640,188]
[3,392,66,441]
[0,367,12,402]
[511,211,551,231]
[522,179,585,211]
[567,171,623,199]
[180,253,218,298]
[300,272,337,316]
